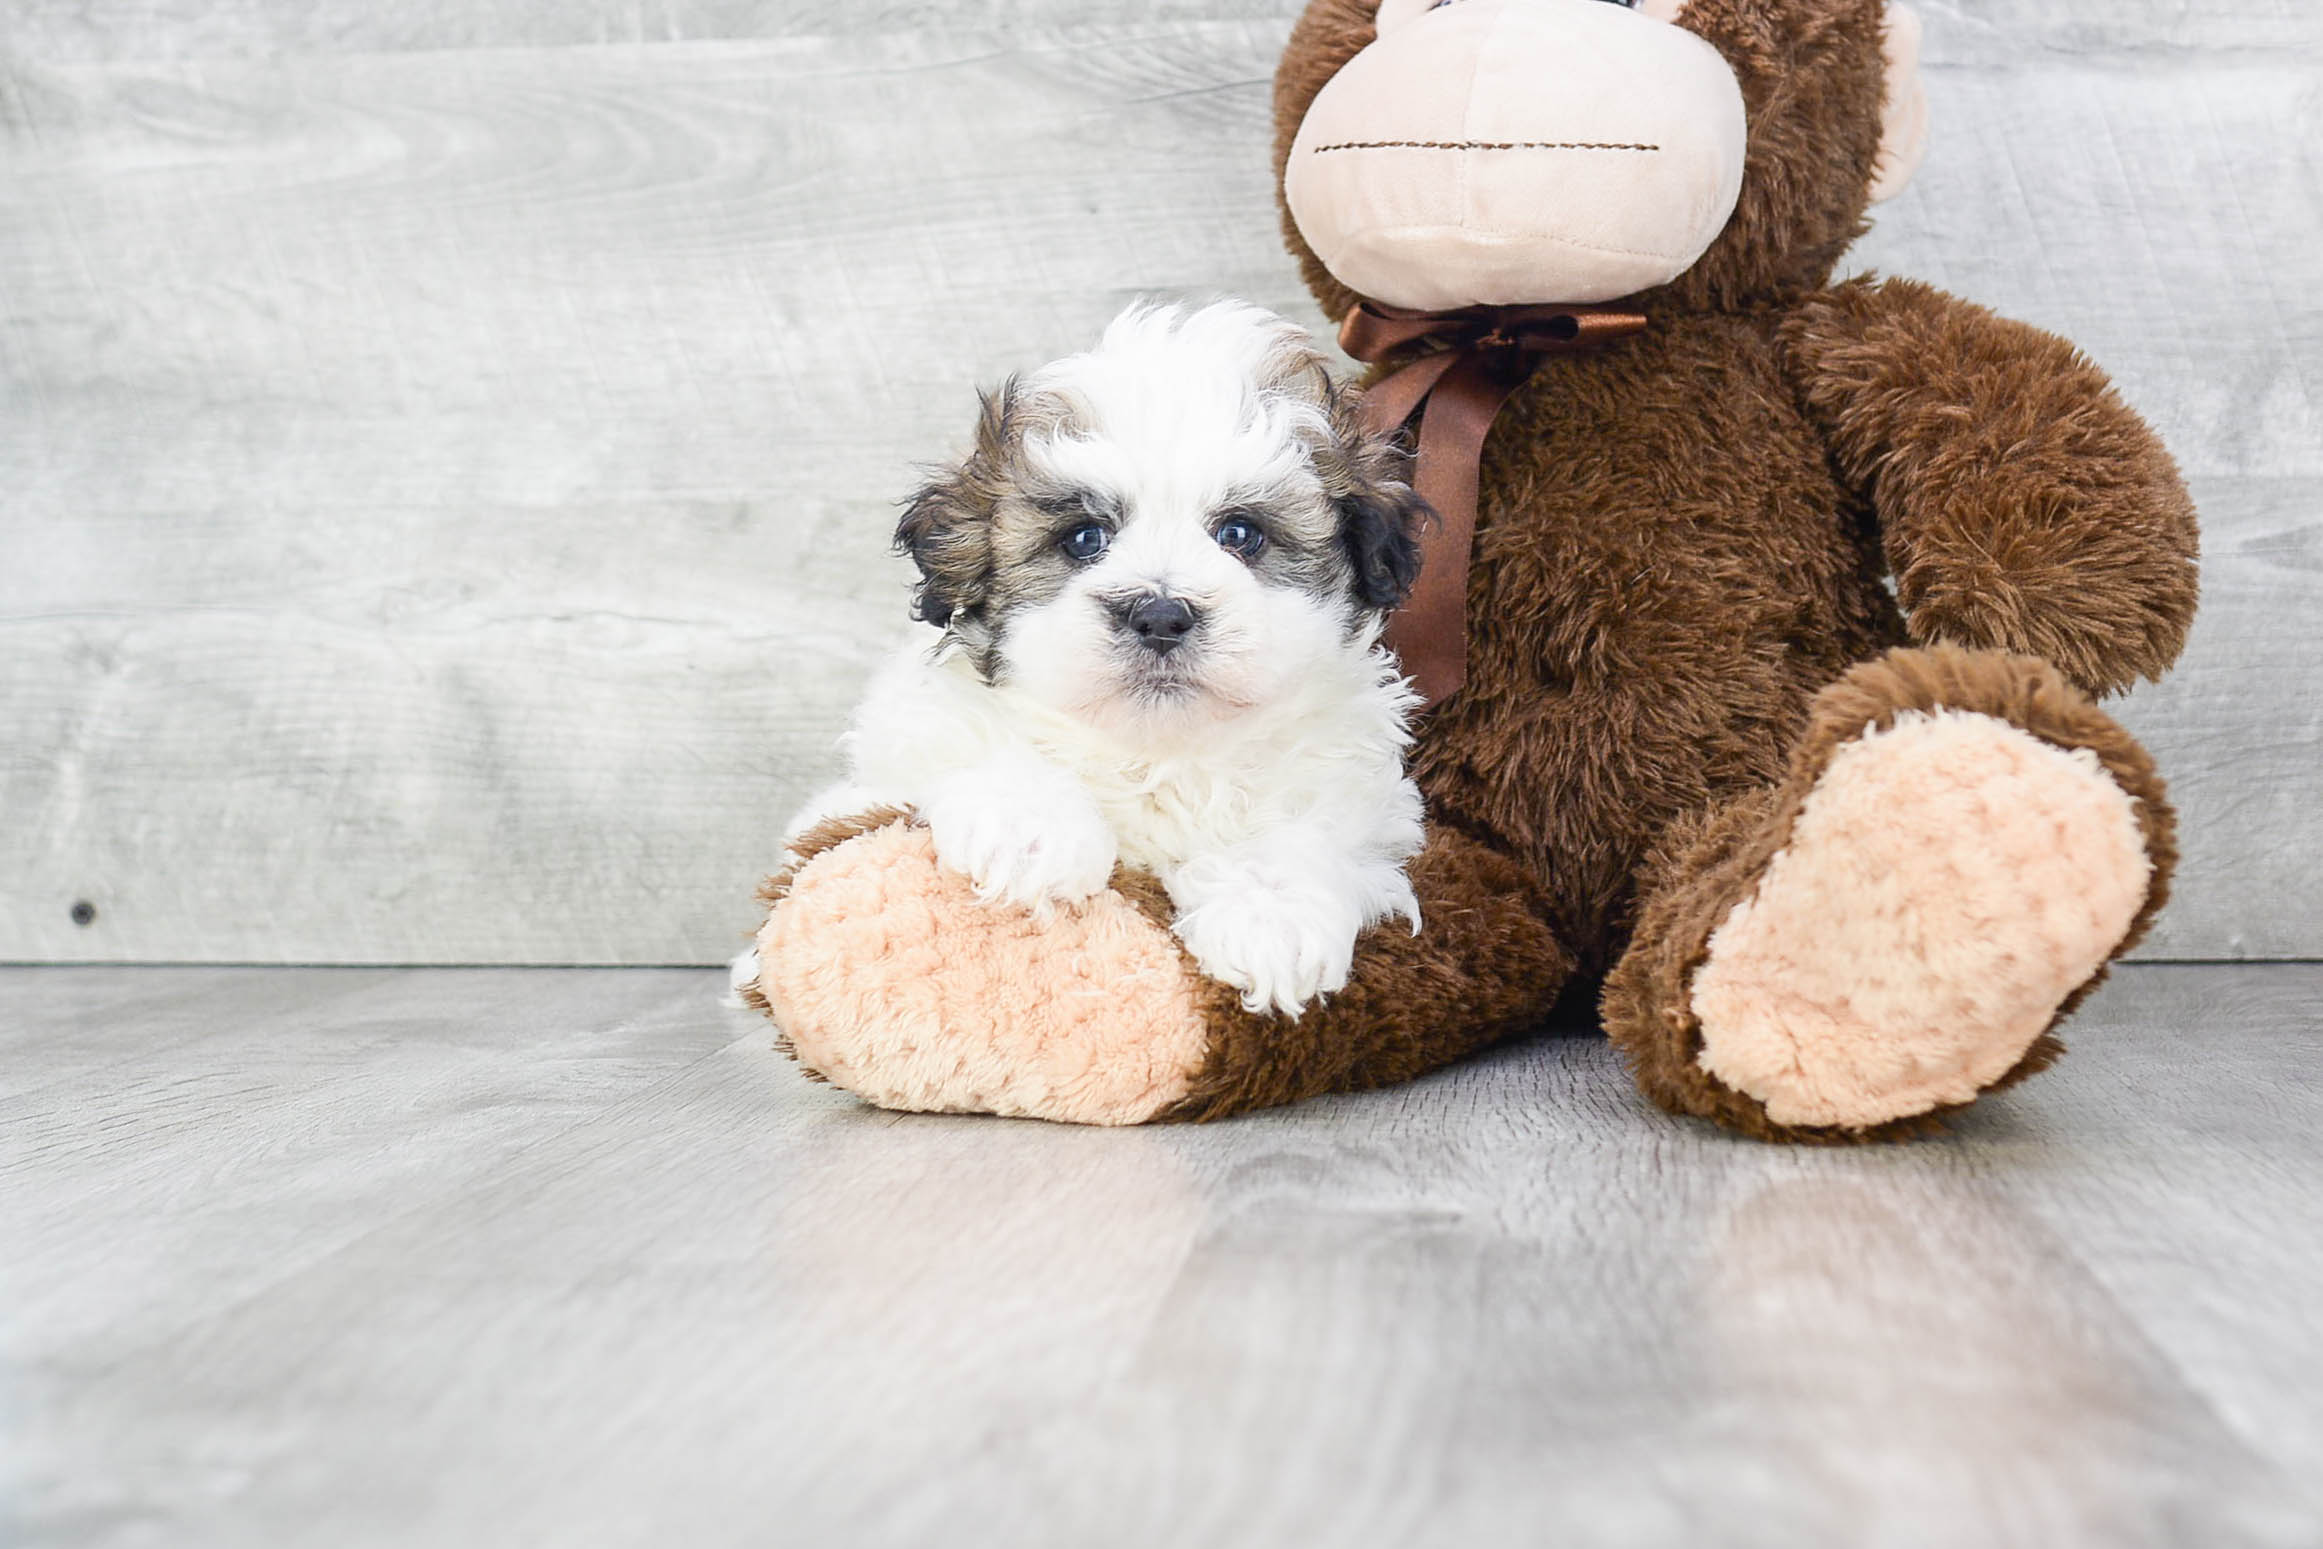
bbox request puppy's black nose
[1121,593,1199,654]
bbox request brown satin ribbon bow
[1340,300,1648,707]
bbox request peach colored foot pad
[1691,711,2151,1130]
[754,823,1207,1126]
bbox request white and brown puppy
[789,300,1432,1016]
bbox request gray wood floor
[5,964,2320,1548]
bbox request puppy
[783,300,1431,1017]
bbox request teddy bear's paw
[752,822,1210,1125]
[1689,710,2152,1131]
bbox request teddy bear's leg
[750,815,1575,1126]
[1603,646,2175,1143]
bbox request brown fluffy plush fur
[1158,825,1577,1122]
[1203,0,2195,1137]
[755,0,2198,1142]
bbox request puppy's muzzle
[1110,592,1201,656]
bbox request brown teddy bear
[745,0,2198,1143]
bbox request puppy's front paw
[1172,883,1361,1019]
[922,768,1117,910]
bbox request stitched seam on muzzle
[1312,140,1660,154]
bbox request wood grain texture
[2,2,1308,62]
[9,0,2319,63]
[0,3,2316,963]
[0,968,730,1375]
[4,964,2320,1547]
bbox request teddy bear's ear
[1869,3,1929,204]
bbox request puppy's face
[898,301,1427,734]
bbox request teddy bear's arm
[1779,276,2199,698]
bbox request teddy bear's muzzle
[1284,0,1748,312]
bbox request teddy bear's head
[1274,0,1927,321]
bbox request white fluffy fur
[792,301,1425,1017]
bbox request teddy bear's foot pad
[753,823,1210,1125]
[1690,710,2151,1130]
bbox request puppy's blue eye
[1061,522,1111,562]
[1213,517,1266,560]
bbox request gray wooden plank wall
[1,2,2317,964]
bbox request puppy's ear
[895,379,1014,628]
[894,476,977,629]
[1339,476,1429,612]
[1323,383,1430,613]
